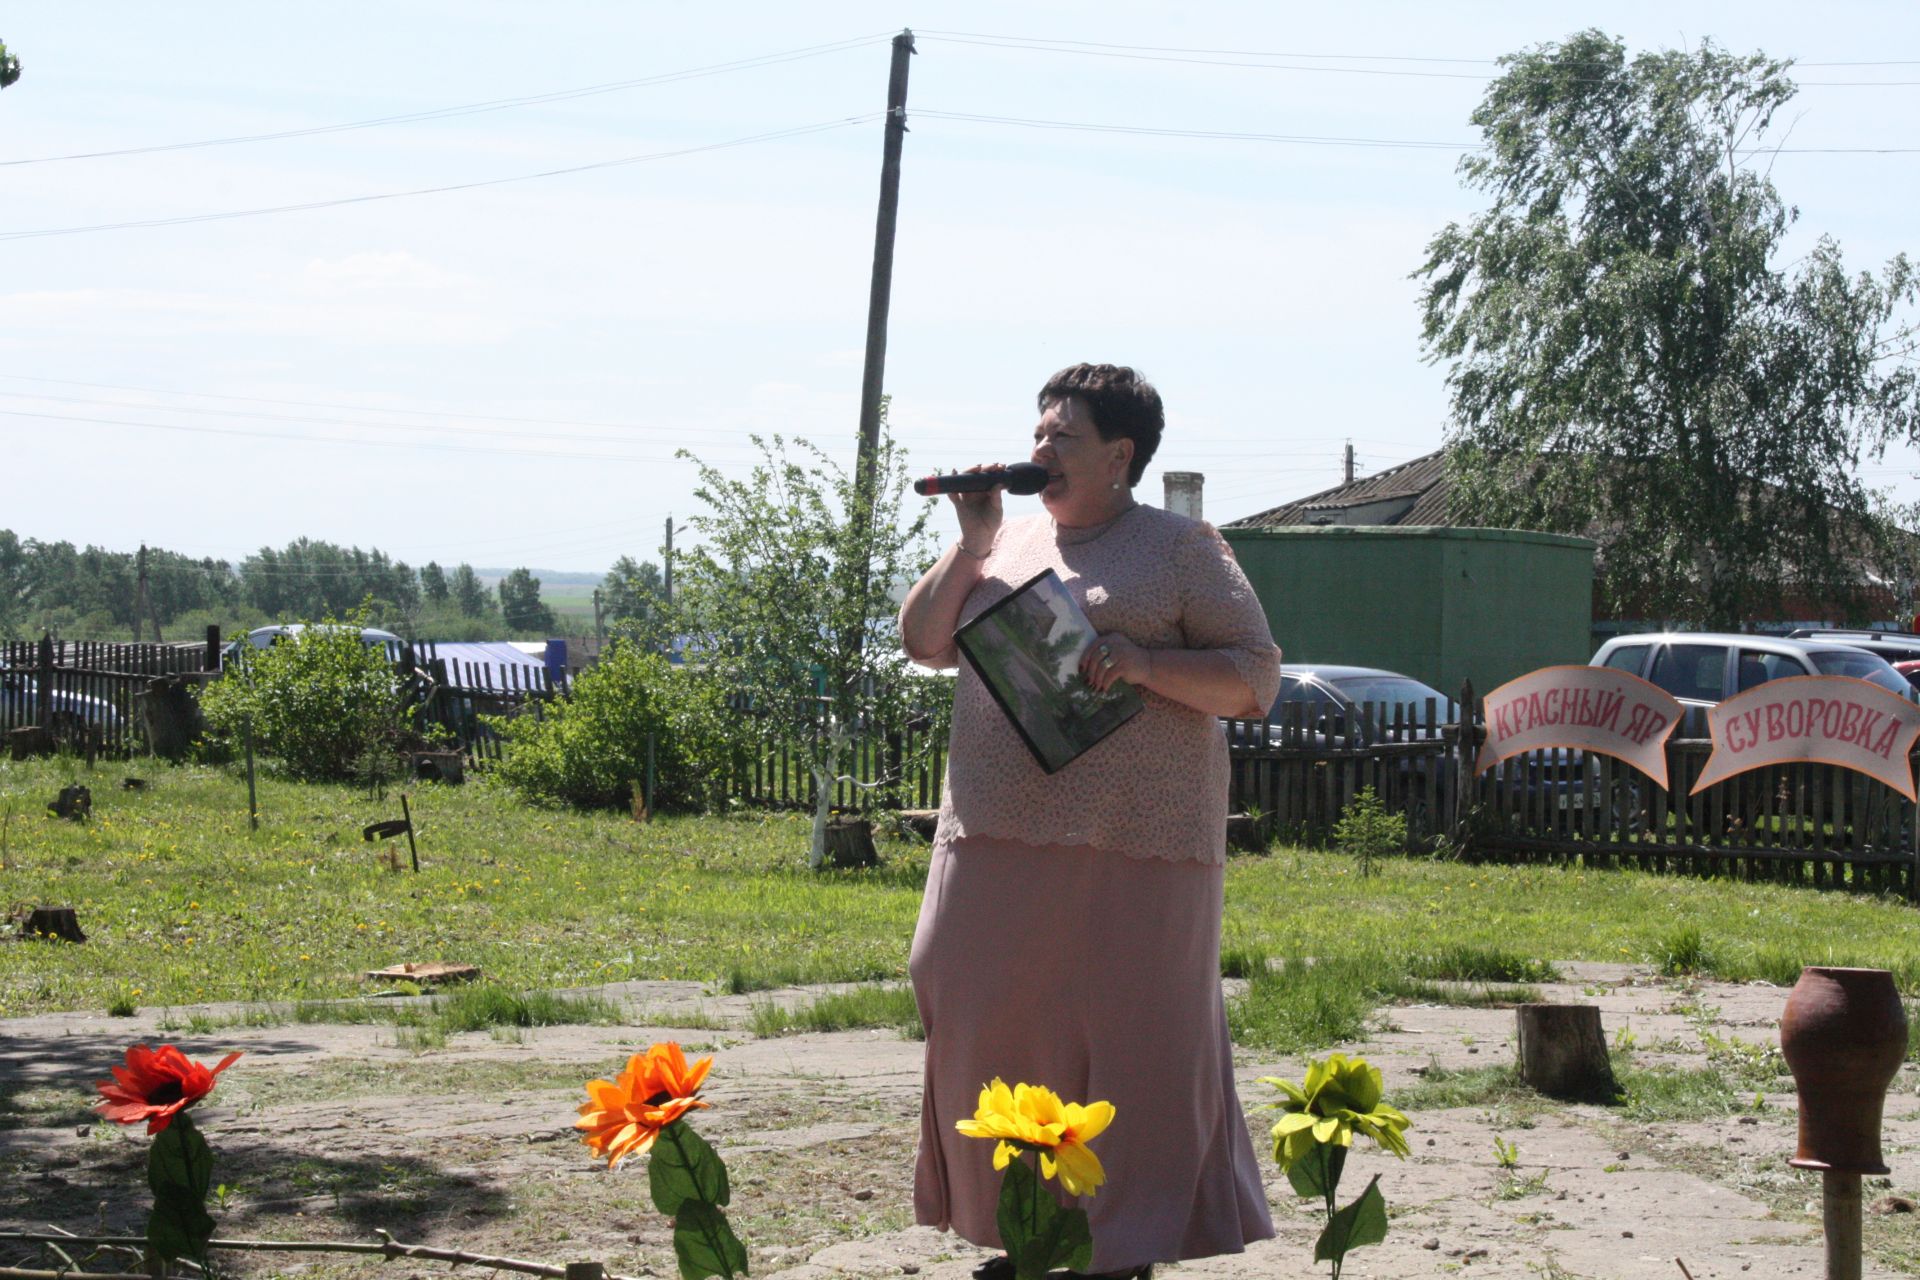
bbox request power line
[0,34,893,168]
[0,407,726,463]
[0,114,881,241]
[915,31,1920,86]
[918,108,1920,155]
[915,30,1920,70]
[918,108,1467,150]
[0,389,808,447]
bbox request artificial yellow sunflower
[1260,1052,1410,1173]
[955,1078,1115,1197]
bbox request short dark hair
[1038,363,1163,487]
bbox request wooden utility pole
[854,30,916,489]
[663,516,676,609]
[1343,441,1356,485]
[133,545,151,642]
[847,29,916,657]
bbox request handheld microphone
[913,462,1049,497]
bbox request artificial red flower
[94,1044,243,1134]
[576,1041,713,1168]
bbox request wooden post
[1515,1004,1616,1100]
[1822,1170,1862,1280]
[243,716,259,832]
[36,632,53,732]
[205,625,222,672]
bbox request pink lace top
[910,504,1281,864]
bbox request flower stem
[663,1123,734,1280]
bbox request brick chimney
[1162,471,1204,521]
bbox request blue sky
[4,2,1919,572]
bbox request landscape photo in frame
[954,569,1144,774]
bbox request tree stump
[412,750,465,785]
[1516,1003,1617,1100]
[1226,812,1271,853]
[136,677,203,761]
[48,785,92,821]
[14,906,86,943]
[895,809,939,841]
[8,726,53,761]
[825,816,878,868]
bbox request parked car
[1784,627,1920,666]
[222,624,407,668]
[1894,660,1920,693]
[0,661,124,731]
[1246,664,1455,746]
[1591,632,1914,708]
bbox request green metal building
[1219,524,1596,700]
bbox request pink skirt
[908,834,1274,1273]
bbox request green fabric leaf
[1314,1175,1389,1264]
[1286,1140,1343,1201]
[650,1121,731,1216]
[148,1116,214,1200]
[994,1158,1093,1280]
[147,1194,215,1264]
[671,1200,748,1280]
[146,1118,217,1263]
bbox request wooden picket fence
[1224,696,1919,897]
[721,697,949,814]
[0,637,215,757]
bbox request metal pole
[400,793,419,872]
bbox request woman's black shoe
[1059,1268,1152,1280]
[970,1256,1013,1280]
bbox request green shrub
[490,641,739,812]
[1333,786,1406,876]
[198,609,406,784]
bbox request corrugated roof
[1223,451,1450,529]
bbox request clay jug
[1779,966,1908,1175]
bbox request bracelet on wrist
[955,540,989,561]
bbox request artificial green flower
[1259,1052,1411,1172]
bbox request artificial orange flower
[955,1078,1115,1197]
[94,1044,242,1134]
[576,1041,714,1168]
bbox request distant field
[539,582,597,621]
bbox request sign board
[1476,665,1681,790]
[1690,675,1920,800]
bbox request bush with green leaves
[1332,787,1406,877]
[490,641,738,813]
[198,613,405,784]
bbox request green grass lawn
[1,757,1916,1019]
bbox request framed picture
[954,568,1144,774]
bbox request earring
[1110,480,1123,490]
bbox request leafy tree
[499,567,556,634]
[490,641,739,812]
[603,555,664,624]
[675,419,936,867]
[419,561,450,605]
[451,563,493,618]
[199,608,406,784]
[1416,31,1920,628]
[1,40,19,90]
[0,530,29,638]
